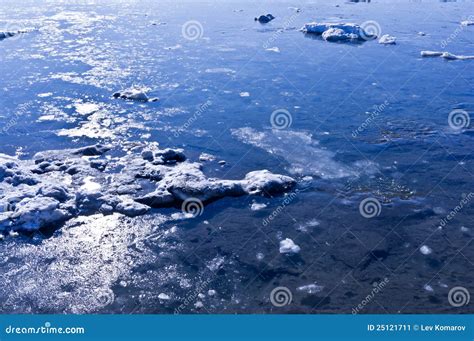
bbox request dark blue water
[0,0,473,313]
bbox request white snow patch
[279,238,301,254]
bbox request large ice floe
[301,22,376,42]
[0,143,295,232]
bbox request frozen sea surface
[0,0,473,313]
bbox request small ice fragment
[158,293,171,300]
[418,31,426,36]
[266,47,280,53]
[423,284,434,292]
[0,234,4,241]
[80,176,102,193]
[194,301,204,308]
[256,252,264,260]
[208,289,216,296]
[198,293,205,299]
[297,283,323,294]
[199,153,216,162]
[461,20,474,26]
[218,160,226,165]
[441,52,474,60]
[239,92,250,97]
[37,92,53,98]
[378,34,396,45]
[419,245,432,255]
[250,202,267,211]
[279,238,301,254]
[461,226,469,233]
[420,51,444,57]
[9,231,19,237]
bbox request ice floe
[297,283,324,294]
[301,22,375,42]
[0,143,295,232]
[232,127,363,179]
[461,20,474,26]
[279,238,301,254]
[113,88,158,102]
[421,51,474,60]
[419,245,432,255]
[378,34,396,45]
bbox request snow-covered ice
[279,238,301,254]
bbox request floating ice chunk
[441,52,474,60]
[194,301,204,308]
[421,51,474,60]
[74,102,100,115]
[243,170,296,195]
[115,199,150,217]
[279,238,301,254]
[199,153,216,162]
[113,88,158,102]
[250,202,267,211]
[255,14,275,23]
[297,283,324,294]
[378,34,396,45]
[420,50,444,57]
[158,293,170,300]
[418,32,426,36]
[423,284,434,292]
[207,289,216,296]
[301,22,374,41]
[239,92,250,97]
[461,20,474,26]
[266,47,280,53]
[419,245,432,255]
[322,28,359,42]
